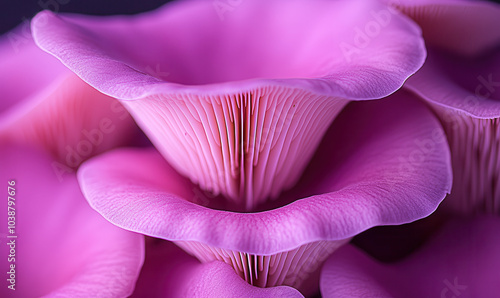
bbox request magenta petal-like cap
[0,24,68,110]
[78,90,451,255]
[321,217,500,298]
[0,26,137,178]
[405,24,500,214]
[32,0,427,209]
[389,0,500,56]
[77,90,452,289]
[0,145,144,297]
[132,239,303,298]
[394,0,500,214]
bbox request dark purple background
[2,0,500,35]
[0,0,173,35]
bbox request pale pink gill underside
[126,87,346,211]
[176,240,347,290]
